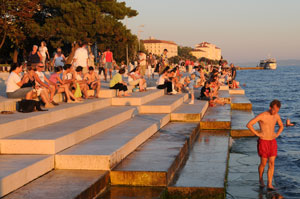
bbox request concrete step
[55,114,170,170]
[229,87,245,95]
[0,106,136,155]
[231,110,259,137]
[99,186,166,199]
[0,98,111,139]
[219,85,229,90]
[111,89,164,106]
[139,93,188,114]
[218,90,231,104]
[200,104,231,130]
[110,123,199,187]
[231,95,252,110]
[0,97,18,112]
[0,93,64,112]
[87,89,116,98]
[171,100,208,122]
[0,155,54,197]
[3,170,109,199]
[168,131,229,199]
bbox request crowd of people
[154,57,239,105]
[5,41,239,111]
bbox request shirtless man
[247,100,284,191]
[84,66,101,98]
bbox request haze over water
[237,66,300,198]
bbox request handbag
[74,83,82,98]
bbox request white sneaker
[189,100,194,105]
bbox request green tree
[178,46,197,61]
[0,0,39,62]
[33,0,139,63]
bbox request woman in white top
[39,41,50,66]
[128,66,146,92]
[156,67,173,95]
[6,63,33,99]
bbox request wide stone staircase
[0,80,259,199]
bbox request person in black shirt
[199,81,211,101]
[231,63,236,80]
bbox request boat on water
[258,58,277,70]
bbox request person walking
[39,41,50,67]
[28,45,42,66]
[247,100,284,191]
[102,47,114,80]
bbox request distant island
[237,59,300,67]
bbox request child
[186,73,200,104]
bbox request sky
[122,0,300,63]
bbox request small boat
[258,58,277,70]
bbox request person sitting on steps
[110,67,131,97]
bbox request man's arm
[275,115,284,138]
[34,74,50,88]
[246,113,263,137]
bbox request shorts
[257,139,277,158]
[6,87,33,99]
[105,62,113,69]
[88,83,93,90]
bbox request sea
[236,66,300,198]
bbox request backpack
[17,99,47,113]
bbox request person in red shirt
[102,47,114,80]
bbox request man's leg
[267,156,276,189]
[109,68,112,80]
[104,68,108,81]
[259,157,268,187]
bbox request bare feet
[45,103,55,108]
[124,93,131,97]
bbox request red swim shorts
[257,139,277,158]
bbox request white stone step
[231,110,259,137]
[220,85,229,90]
[0,155,53,197]
[231,94,252,110]
[0,97,18,112]
[0,98,111,139]
[139,93,188,114]
[0,106,136,155]
[111,89,164,106]
[55,114,170,170]
[229,88,245,95]
[3,170,109,199]
[171,100,208,122]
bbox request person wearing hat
[159,49,169,74]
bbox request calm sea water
[237,66,300,198]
